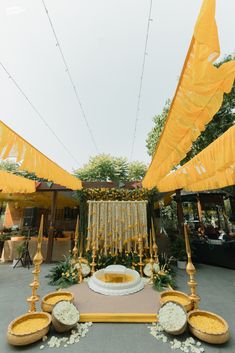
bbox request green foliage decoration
[76,187,159,202]
[46,255,78,288]
[153,253,176,291]
[153,271,175,292]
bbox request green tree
[74,154,146,182]
[0,161,18,172]
[127,161,147,181]
[146,55,235,161]
[0,160,47,181]
[146,99,171,156]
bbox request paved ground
[0,262,234,353]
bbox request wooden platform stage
[68,282,160,323]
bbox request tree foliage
[127,161,147,181]
[146,99,171,157]
[146,55,235,163]
[0,160,47,182]
[74,154,147,182]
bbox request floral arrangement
[153,271,175,292]
[86,250,143,271]
[47,251,176,290]
[76,187,159,202]
[153,253,176,291]
[46,255,79,288]
[47,251,148,288]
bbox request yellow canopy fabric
[0,121,82,190]
[143,0,235,190]
[0,191,78,208]
[0,169,36,193]
[157,125,235,192]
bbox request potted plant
[171,236,187,269]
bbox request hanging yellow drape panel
[157,125,235,192]
[0,169,36,193]
[0,121,82,190]
[0,191,78,208]
[143,0,235,190]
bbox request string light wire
[130,0,153,160]
[41,0,99,153]
[0,61,81,166]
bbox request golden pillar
[184,224,200,309]
[27,214,44,312]
[90,243,97,275]
[72,215,83,283]
[148,229,154,284]
[151,218,159,264]
[138,236,144,277]
[72,215,79,262]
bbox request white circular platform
[88,265,144,296]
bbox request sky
[0,0,234,173]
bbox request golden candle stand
[72,215,83,284]
[184,224,200,309]
[147,229,154,284]
[151,218,159,265]
[27,215,44,312]
[90,243,97,275]
[148,257,155,284]
[137,236,144,277]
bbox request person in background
[228,216,235,238]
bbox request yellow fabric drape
[0,121,82,190]
[143,0,235,190]
[0,169,36,193]
[0,191,78,208]
[157,125,235,192]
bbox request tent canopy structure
[157,125,235,192]
[0,169,36,193]
[0,190,78,209]
[0,120,82,191]
[143,0,235,190]
[1,0,235,200]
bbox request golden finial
[27,214,44,312]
